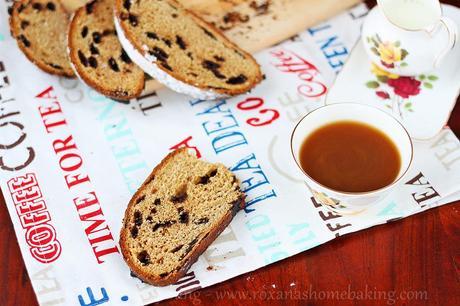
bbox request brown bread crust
[114,0,262,97]
[9,0,75,77]
[68,0,145,100]
[119,148,245,286]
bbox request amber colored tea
[299,121,401,193]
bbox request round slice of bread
[9,0,75,77]
[120,148,245,286]
[114,0,262,100]
[68,0,145,101]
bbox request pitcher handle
[433,16,457,68]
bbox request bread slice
[9,0,75,77]
[114,0,262,100]
[68,0,145,100]
[120,148,244,286]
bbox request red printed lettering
[7,173,62,263]
[270,48,327,98]
[237,97,264,110]
[73,192,119,264]
[236,97,280,127]
[35,86,56,99]
[170,136,202,158]
[34,87,117,265]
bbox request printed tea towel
[1,3,460,306]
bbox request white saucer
[326,4,460,140]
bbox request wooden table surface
[1,1,460,305]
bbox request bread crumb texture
[115,0,262,95]
[68,0,144,100]
[10,0,75,77]
[120,149,244,285]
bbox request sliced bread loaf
[68,0,145,100]
[120,148,244,286]
[114,0,262,100]
[9,0,75,77]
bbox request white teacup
[291,103,413,215]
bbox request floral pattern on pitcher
[366,34,409,69]
[365,63,438,118]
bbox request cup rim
[290,103,414,197]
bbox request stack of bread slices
[9,0,262,101]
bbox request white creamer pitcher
[362,0,457,76]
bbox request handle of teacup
[433,16,458,68]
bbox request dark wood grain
[1,1,460,305]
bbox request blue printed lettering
[78,287,109,306]
[104,118,131,141]
[306,22,350,73]
[245,190,277,213]
[307,23,331,36]
[197,100,230,115]
[378,201,402,217]
[89,94,148,194]
[190,99,276,213]
[246,214,270,230]
[288,223,317,250]
[189,99,207,106]
[211,131,248,154]
[231,154,270,193]
[112,138,141,159]
[203,114,239,135]
[245,214,288,264]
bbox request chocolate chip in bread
[68,0,145,100]
[114,0,262,99]
[9,0,75,77]
[120,148,244,286]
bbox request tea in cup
[291,103,413,214]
